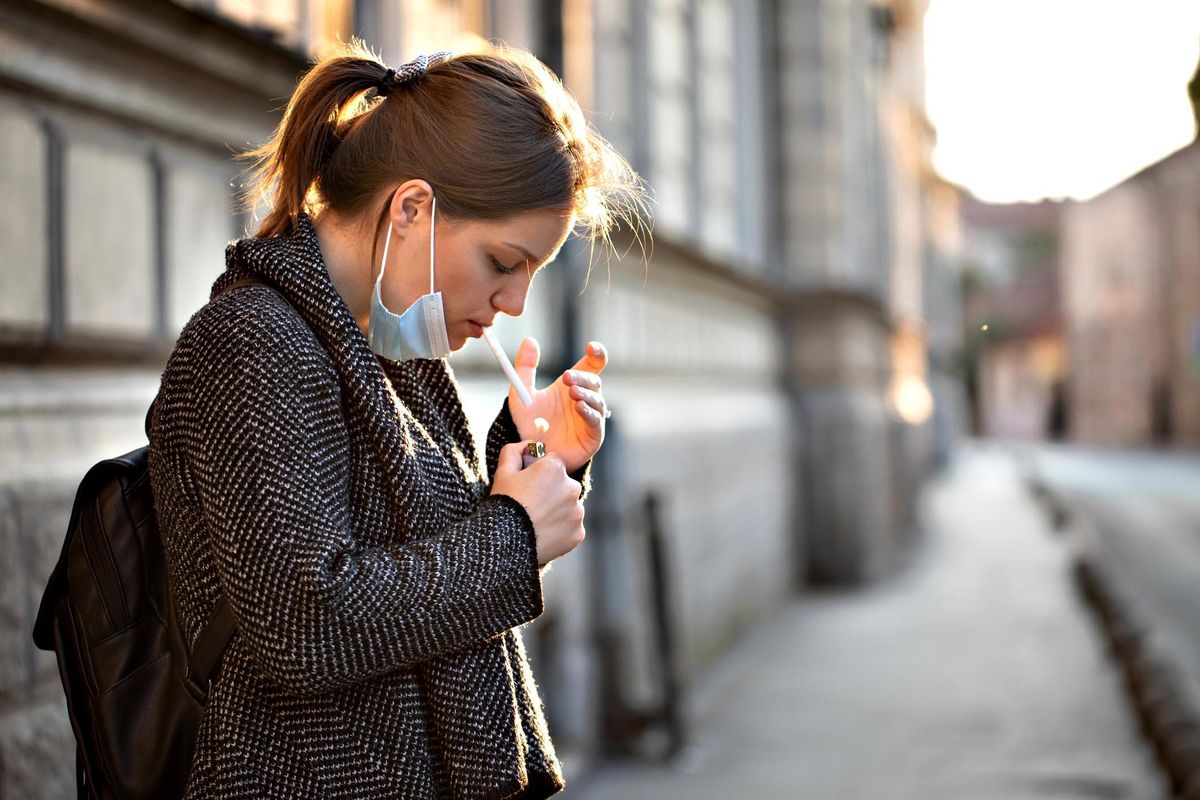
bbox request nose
[492,282,530,318]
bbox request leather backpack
[32,276,268,799]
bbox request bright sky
[925,0,1200,203]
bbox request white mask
[367,195,451,361]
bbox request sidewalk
[1029,444,1200,796]
[569,442,1165,799]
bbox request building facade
[1060,140,1200,448]
[0,0,962,793]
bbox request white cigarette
[481,327,534,407]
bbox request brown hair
[237,38,647,268]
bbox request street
[571,443,1166,799]
[1031,445,1200,742]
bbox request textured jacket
[147,210,588,799]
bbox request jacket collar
[216,211,480,518]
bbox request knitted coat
[147,211,587,799]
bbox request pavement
[1028,444,1200,796]
[569,442,1167,800]
[1030,445,1200,709]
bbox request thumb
[569,340,608,375]
[513,337,540,394]
[495,441,526,477]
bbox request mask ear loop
[377,220,393,289]
[429,194,437,294]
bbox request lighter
[522,441,546,469]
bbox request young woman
[147,41,643,799]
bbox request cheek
[441,263,496,310]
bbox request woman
[147,40,643,799]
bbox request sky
[924,0,1200,203]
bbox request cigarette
[481,326,534,407]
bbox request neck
[313,208,377,336]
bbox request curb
[1028,477,1200,799]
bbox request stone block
[0,478,77,701]
[777,0,823,53]
[15,481,78,690]
[614,384,793,676]
[648,0,688,85]
[800,386,894,584]
[594,0,632,33]
[0,100,49,331]
[64,138,155,338]
[791,307,889,388]
[167,158,236,334]
[0,699,74,800]
[0,489,26,700]
[696,0,734,60]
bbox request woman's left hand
[508,338,609,474]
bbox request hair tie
[375,68,397,97]
[374,51,453,98]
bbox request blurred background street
[574,443,1167,799]
[3,0,1200,797]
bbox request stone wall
[0,2,304,793]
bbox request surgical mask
[368,195,451,361]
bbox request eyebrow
[503,241,553,269]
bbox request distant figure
[1048,377,1067,440]
[147,40,644,799]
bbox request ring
[603,407,612,419]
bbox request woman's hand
[490,442,585,567]
[508,338,609,474]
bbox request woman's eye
[490,256,517,276]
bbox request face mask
[367,194,452,361]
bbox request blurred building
[1061,139,1200,449]
[0,0,963,793]
[960,198,1066,441]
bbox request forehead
[458,209,574,256]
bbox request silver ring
[603,407,612,419]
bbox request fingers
[568,385,607,415]
[496,441,526,474]
[562,369,602,392]
[514,337,540,394]
[498,440,547,474]
[575,400,604,426]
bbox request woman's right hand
[491,441,585,566]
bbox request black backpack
[32,277,267,799]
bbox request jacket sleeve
[186,305,544,696]
[484,397,593,502]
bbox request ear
[387,179,434,236]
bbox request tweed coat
[147,210,589,799]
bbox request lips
[467,320,485,337]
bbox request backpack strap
[222,275,269,294]
[187,597,236,691]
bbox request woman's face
[379,194,574,351]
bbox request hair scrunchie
[374,51,454,97]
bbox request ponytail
[237,40,388,238]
